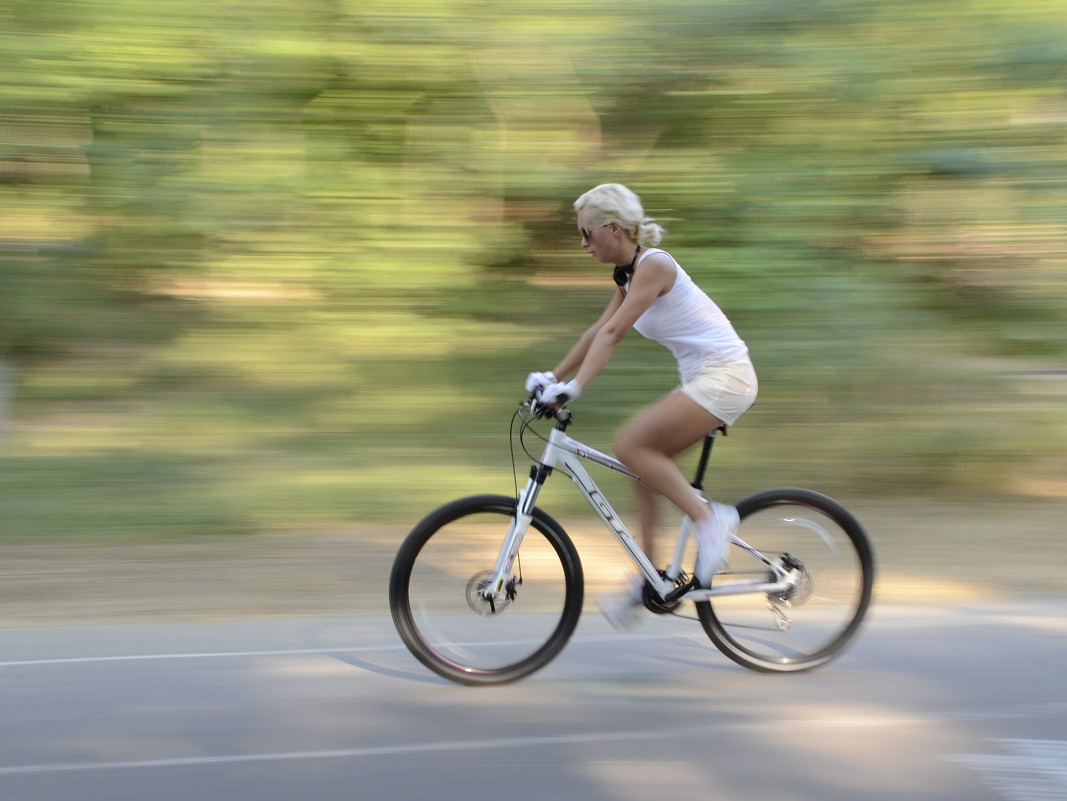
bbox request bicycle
[389,396,875,685]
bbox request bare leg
[633,480,660,564]
[614,391,725,565]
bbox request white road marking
[948,739,1067,801]
[0,644,403,668]
[0,603,1061,668]
[0,631,687,669]
[0,716,920,776]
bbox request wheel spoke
[697,488,874,672]
[389,495,583,685]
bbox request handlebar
[524,391,574,426]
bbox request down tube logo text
[570,471,635,543]
[588,489,629,540]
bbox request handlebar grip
[525,394,572,423]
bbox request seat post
[690,428,720,492]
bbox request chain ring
[642,572,688,614]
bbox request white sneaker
[693,502,739,587]
[597,574,645,630]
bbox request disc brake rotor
[770,553,813,606]
[466,570,514,615]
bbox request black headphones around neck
[613,245,642,287]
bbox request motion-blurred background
[1,0,1064,598]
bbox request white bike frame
[484,417,795,605]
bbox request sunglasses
[580,223,612,241]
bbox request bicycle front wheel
[697,488,874,673]
[389,494,584,685]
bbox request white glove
[525,370,557,393]
[540,379,582,405]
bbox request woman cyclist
[526,183,758,626]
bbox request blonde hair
[573,183,665,247]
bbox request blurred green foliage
[1,0,1065,540]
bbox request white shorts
[678,357,758,426]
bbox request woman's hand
[524,371,557,394]
[540,379,582,406]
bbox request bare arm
[551,290,625,379]
[562,253,676,391]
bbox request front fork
[483,468,547,602]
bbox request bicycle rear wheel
[697,488,874,672]
[389,494,584,685]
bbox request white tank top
[625,248,749,380]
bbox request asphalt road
[1,600,1065,801]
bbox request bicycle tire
[389,494,584,685]
[696,487,874,673]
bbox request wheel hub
[466,570,514,615]
[771,553,813,606]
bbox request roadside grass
[1,270,1064,545]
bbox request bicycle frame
[484,412,795,606]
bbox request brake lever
[525,389,556,420]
